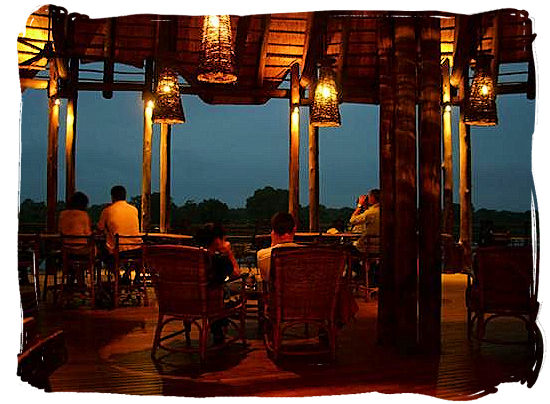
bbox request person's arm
[221,241,240,277]
[349,194,368,225]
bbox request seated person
[348,189,381,285]
[58,191,92,254]
[257,212,301,282]
[195,223,241,344]
[96,185,142,255]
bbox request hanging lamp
[464,54,498,126]
[152,67,185,124]
[197,15,237,84]
[310,64,341,127]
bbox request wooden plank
[102,18,116,99]
[300,12,327,88]
[65,58,79,201]
[308,123,319,232]
[140,59,154,233]
[159,124,171,233]
[418,17,442,354]
[256,15,271,87]
[450,15,477,88]
[376,17,397,347]
[458,75,473,271]
[288,63,300,226]
[47,60,59,233]
[393,18,418,352]
[234,16,251,77]
[442,59,454,237]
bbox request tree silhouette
[245,186,289,220]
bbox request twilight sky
[19,83,535,211]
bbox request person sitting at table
[59,191,93,288]
[96,185,141,254]
[195,223,241,344]
[256,211,301,282]
[348,188,381,285]
[59,191,92,253]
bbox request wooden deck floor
[30,274,540,398]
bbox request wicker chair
[113,234,147,307]
[263,245,346,361]
[60,234,96,307]
[467,246,540,344]
[145,245,247,363]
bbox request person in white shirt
[256,212,301,282]
[97,185,141,254]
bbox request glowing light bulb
[146,100,154,109]
[162,85,171,93]
[54,99,60,106]
[209,15,220,28]
[480,85,489,96]
[321,85,331,99]
[444,105,452,113]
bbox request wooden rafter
[256,15,271,88]
[299,12,327,88]
[450,15,479,89]
[234,16,251,76]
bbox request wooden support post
[159,124,171,233]
[47,61,59,233]
[459,75,473,270]
[308,123,319,232]
[418,17,442,354]
[393,18,418,352]
[376,17,397,346]
[288,63,300,226]
[65,57,79,201]
[102,18,116,99]
[140,59,154,233]
[441,59,454,237]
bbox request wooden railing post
[159,124,171,233]
[288,63,301,226]
[308,123,319,232]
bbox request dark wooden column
[47,60,60,233]
[418,17,442,353]
[459,75,473,270]
[288,63,300,225]
[393,18,418,351]
[159,124,171,233]
[141,59,154,232]
[65,57,79,201]
[308,123,319,232]
[376,17,397,346]
[441,59,454,237]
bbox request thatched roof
[18,6,535,104]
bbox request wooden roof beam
[299,12,328,88]
[256,15,271,88]
[234,16,251,77]
[450,15,479,89]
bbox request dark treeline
[19,186,532,241]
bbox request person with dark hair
[195,222,240,285]
[349,188,380,254]
[59,191,92,251]
[97,185,141,253]
[256,212,301,281]
[196,223,241,344]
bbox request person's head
[270,212,296,244]
[68,191,89,211]
[368,189,380,205]
[196,222,226,250]
[110,185,126,202]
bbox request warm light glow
[291,107,300,128]
[208,15,220,28]
[146,100,155,110]
[444,105,452,113]
[197,15,237,83]
[480,85,489,96]
[310,66,341,127]
[153,68,185,124]
[54,98,60,106]
[18,6,50,68]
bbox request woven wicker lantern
[197,15,237,84]
[310,65,341,127]
[152,68,185,124]
[464,55,498,126]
